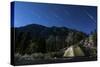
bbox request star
[85,10,96,24]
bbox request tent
[63,45,84,57]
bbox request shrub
[31,53,44,59]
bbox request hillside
[13,24,88,55]
[12,24,97,65]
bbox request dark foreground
[13,56,97,66]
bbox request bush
[31,53,44,59]
[14,53,21,59]
[44,53,52,59]
[45,51,64,59]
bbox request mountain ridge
[14,24,88,54]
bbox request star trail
[14,1,97,34]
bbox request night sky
[13,1,97,34]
